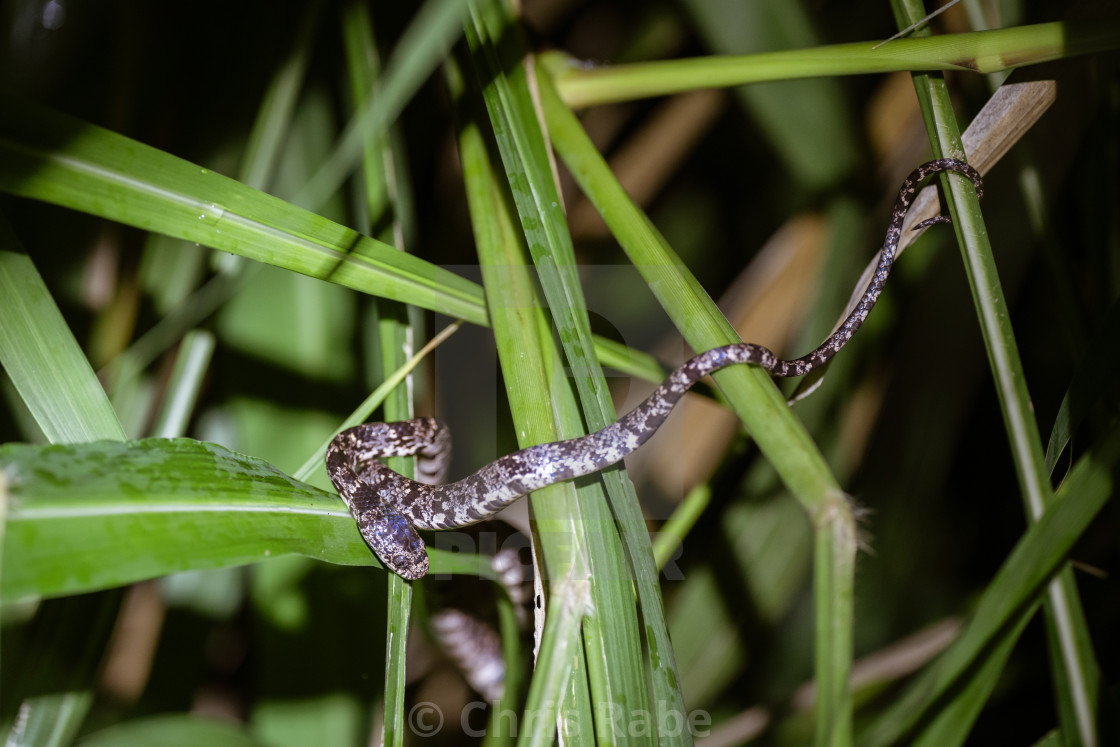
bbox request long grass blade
[149,330,215,439]
[0,95,488,326]
[451,40,597,740]
[294,0,472,209]
[462,3,666,741]
[0,231,125,444]
[859,423,1120,745]
[912,603,1037,746]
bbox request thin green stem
[874,3,1100,744]
[547,20,1120,108]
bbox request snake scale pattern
[327,159,983,579]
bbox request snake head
[358,506,430,580]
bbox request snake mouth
[393,553,429,580]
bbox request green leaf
[462,4,665,742]
[77,715,268,747]
[912,603,1036,746]
[451,32,596,741]
[0,236,126,444]
[1,438,486,603]
[539,64,855,746]
[0,94,489,327]
[679,0,859,188]
[0,222,127,747]
[859,424,1120,746]
[293,0,472,209]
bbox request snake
[327,159,983,579]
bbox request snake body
[327,159,983,579]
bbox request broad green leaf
[1,438,488,603]
[0,225,127,747]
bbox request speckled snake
[327,159,983,579]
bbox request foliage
[1,1,1118,745]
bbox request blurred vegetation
[1,0,1118,745]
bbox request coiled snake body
[327,159,983,579]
